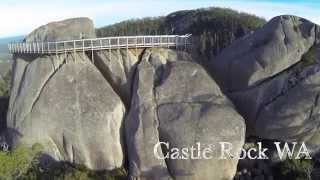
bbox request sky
[0,0,320,38]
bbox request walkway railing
[8,34,192,55]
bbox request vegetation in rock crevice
[301,45,318,67]
[273,158,314,180]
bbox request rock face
[211,15,320,145]
[25,17,96,42]
[126,48,245,180]
[7,18,125,170]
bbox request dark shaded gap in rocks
[88,50,129,107]
[122,48,147,175]
[0,97,9,132]
[87,48,147,174]
[151,60,174,178]
[304,93,320,135]
[128,48,147,111]
[88,49,146,110]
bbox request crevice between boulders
[128,48,147,109]
[88,51,128,107]
[121,48,146,176]
[151,59,175,179]
[87,49,146,110]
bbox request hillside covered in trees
[96,7,266,61]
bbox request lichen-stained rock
[210,15,320,146]
[25,17,96,42]
[126,48,245,180]
[7,18,125,170]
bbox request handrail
[8,34,192,55]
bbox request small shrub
[0,143,43,180]
[0,77,9,97]
[22,158,127,180]
[0,143,127,179]
[275,158,313,180]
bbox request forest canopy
[96,7,266,60]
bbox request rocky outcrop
[7,18,125,170]
[212,15,318,92]
[25,17,96,42]
[126,49,245,180]
[210,15,320,146]
[8,16,248,180]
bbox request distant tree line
[96,17,167,37]
[96,7,266,61]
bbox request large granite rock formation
[8,17,247,180]
[7,18,125,170]
[210,15,320,147]
[126,49,245,180]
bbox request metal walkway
[8,34,192,55]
